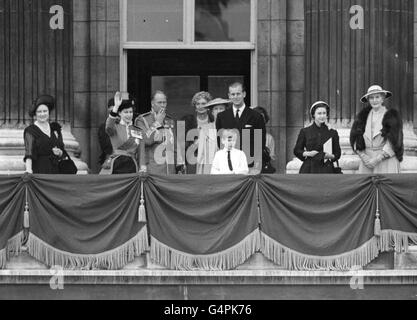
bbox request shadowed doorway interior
[128,50,251,120]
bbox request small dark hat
[29,95,55,117]
[118,98,136,113]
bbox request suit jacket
[216,106,266,167]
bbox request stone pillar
[0,0,73,125]
[304,0,414,123]
[287,0,417,174]
[258,0,290,173]
[72,0,120,173]
[286,0,305,170]
[0,0,88,174]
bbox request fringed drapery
[26,228,148,270]
[150,230,260,271]
[144,175,260,270]
[1,174,417,271]
[261,232,380,271]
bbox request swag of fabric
[144,175,260,271]
[258,175,417,271]
[24,174,148,270]
[0,176,26,269]
[1,174,417,271]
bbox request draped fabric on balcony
[377,175,417,252]
[258,175,379,270]
[0,176,25,269]
[1,174,417,270]
[25,174,148,270]
[144,175,260,270]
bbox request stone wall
[257,0,305,173]
[73,0,120,173]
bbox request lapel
[224,108,235,127]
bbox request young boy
[211,129,249,175]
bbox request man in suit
[135,91,184,175]
[216,82,266,174]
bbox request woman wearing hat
[197,98,230,174]
[294,101,341,174]
[350,85,404,173]
[102,92,145,174]
[182,91,213,174]
[24,95,66,174]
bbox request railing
[1,173,417,271]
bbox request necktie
[235,109,240,123]
[227,151,233,172]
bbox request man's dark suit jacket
[216,106,266,167]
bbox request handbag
[58,151,78,174]
[333,161,343,174]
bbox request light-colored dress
[266,132,276,160]
[197,122,218,174]
[358,107,400,174]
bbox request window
[122,0,256,47]
[195,0,251,42]
[127,50,251,117]
[121,0,257,107]
[126,0,183,42]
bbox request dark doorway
[128,50,251,120]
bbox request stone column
[72,0,120,174]
[287,0,417,173]
[0,0,88,174]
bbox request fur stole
[350,106,404,162]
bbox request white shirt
[211,148,249,175]
[233,104,246,119]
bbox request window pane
[127,0,183,42]
[152,76,200,120]
[208,76,245,99]
[195,0,251,41]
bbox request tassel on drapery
[150,229,261,271]
[23,187,29,229]
[138,180,146,223]
[374,187,381,237]
[26,227,149,270]
[260,232,380,271]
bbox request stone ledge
[2,270,417,286]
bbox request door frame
[119,0,258,107]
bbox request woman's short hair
[253,106,270,124]
[191,91,213,108]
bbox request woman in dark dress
[293,101,341,174]
[24,95,65,174]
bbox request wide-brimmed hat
[360,85,392,103]
[205,98,231,109]
[310,101,330,117]
[29,95,55,117]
